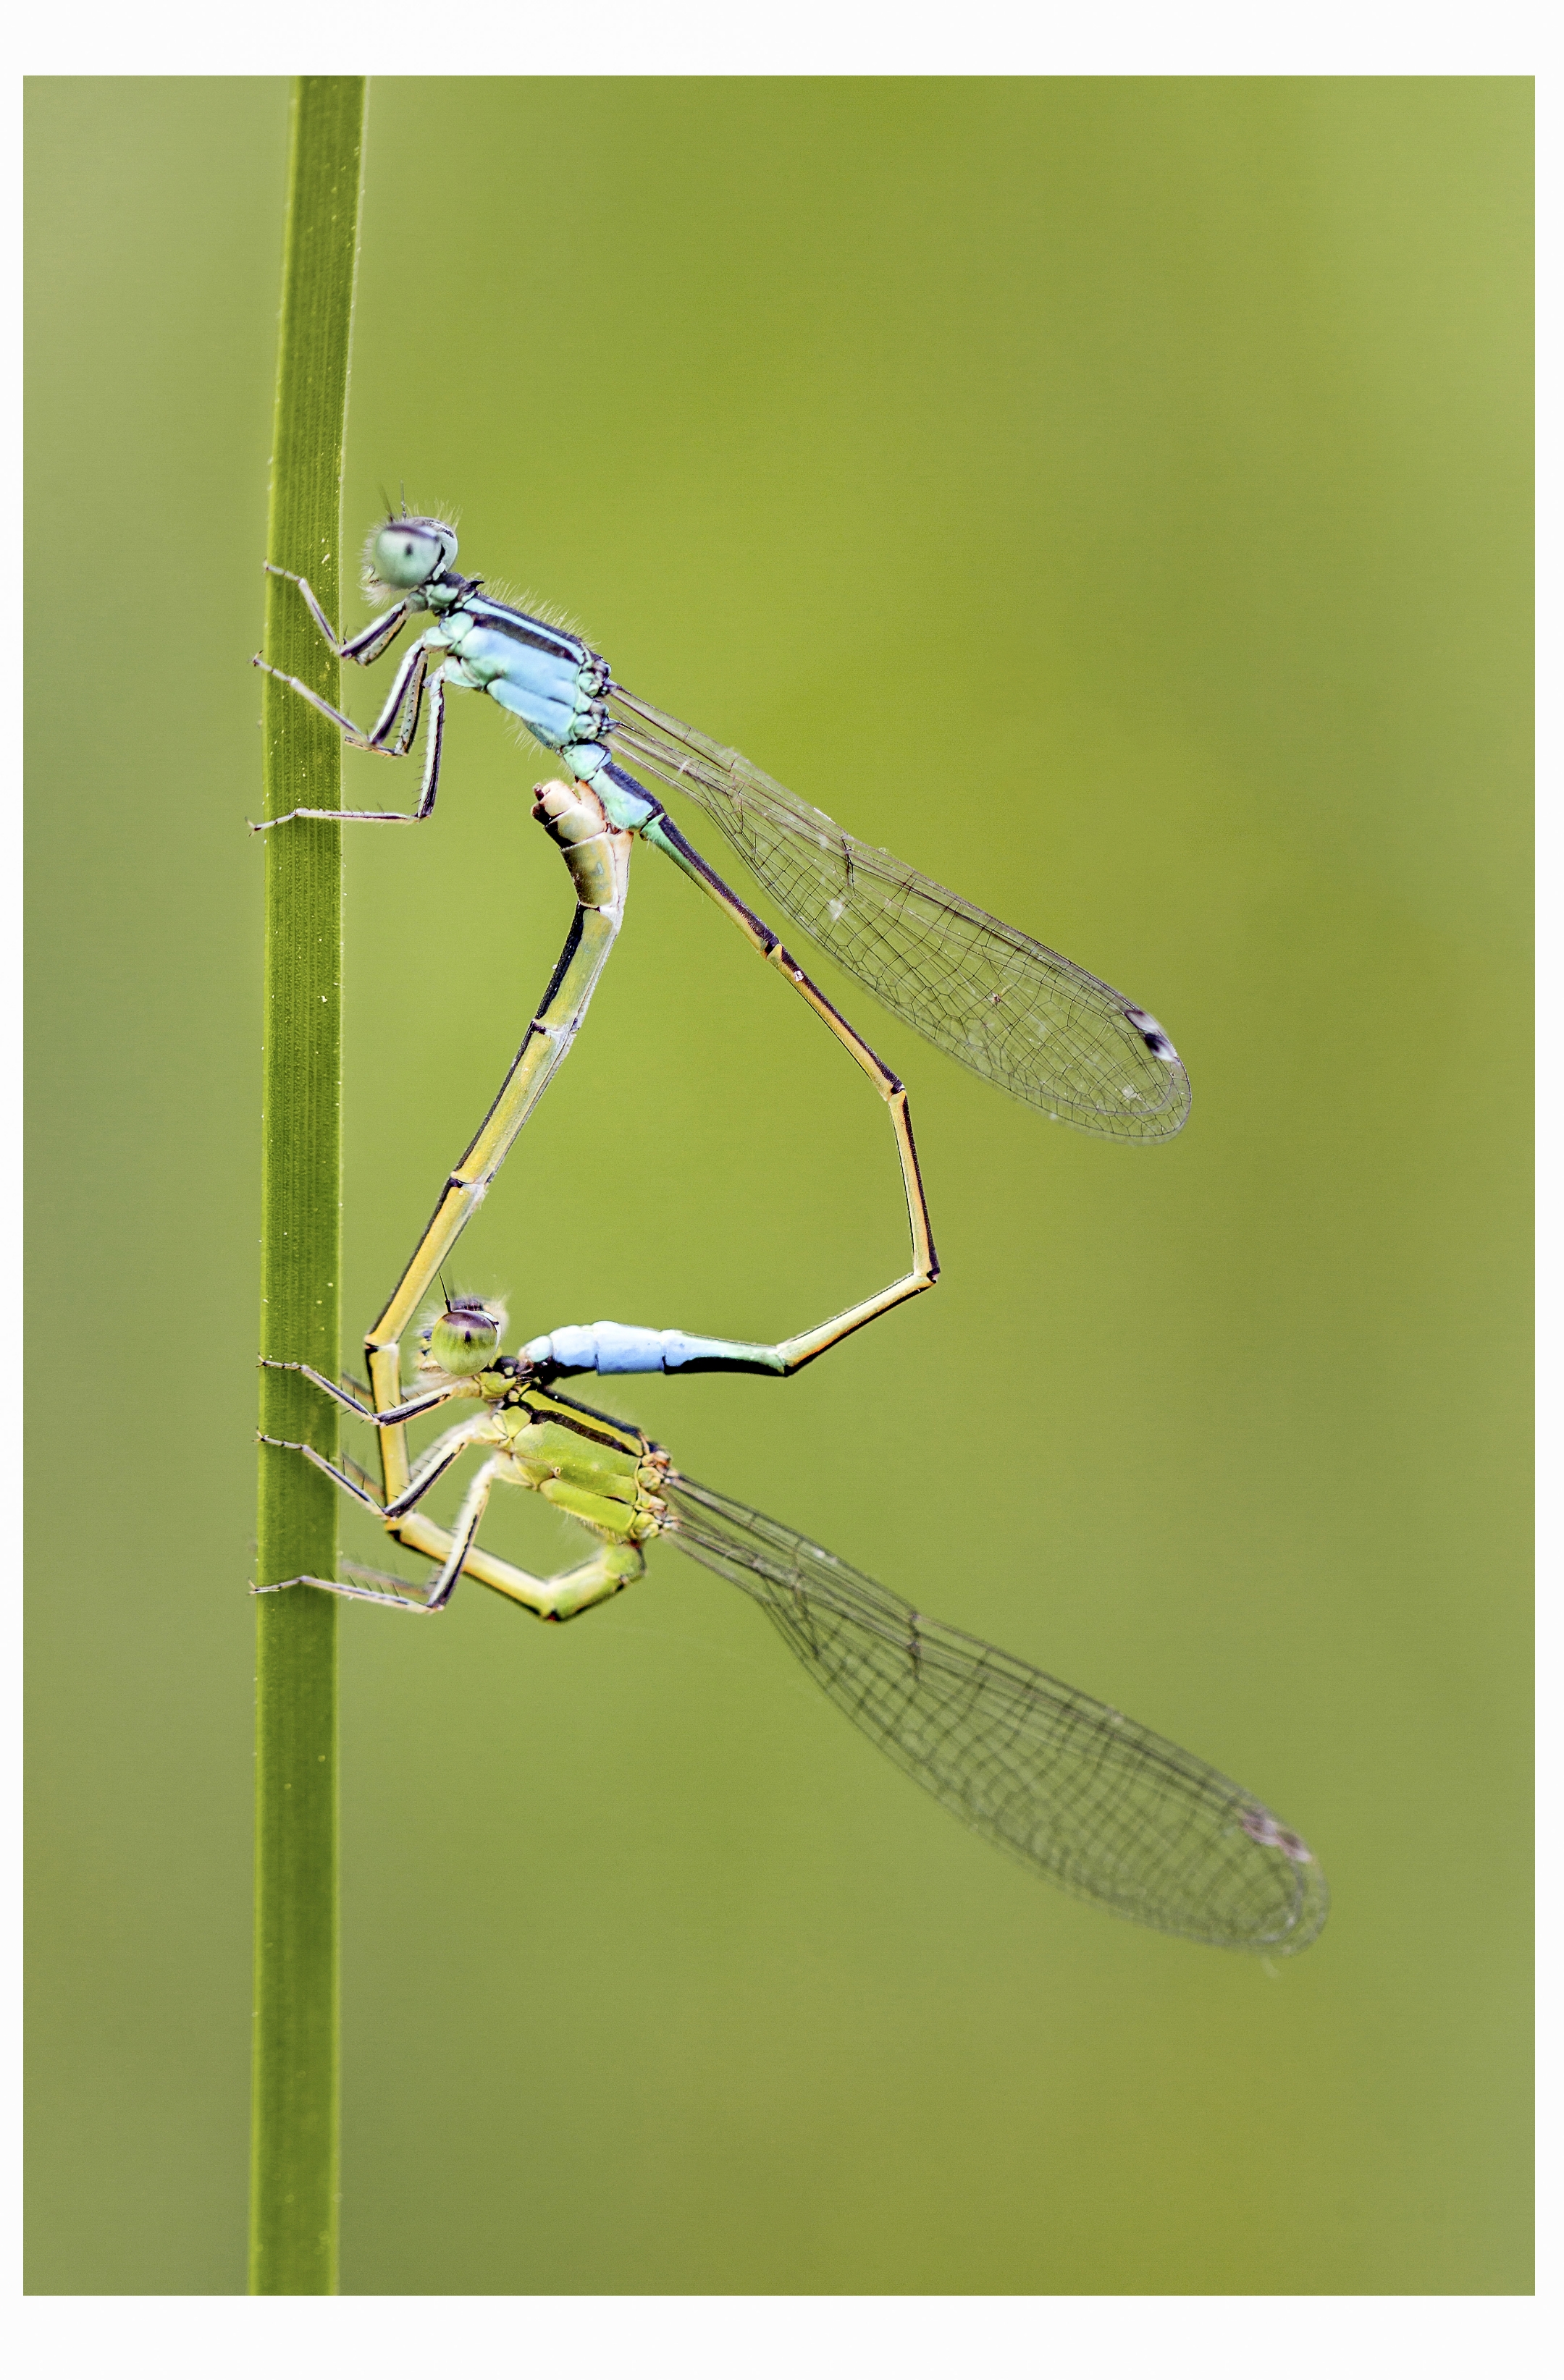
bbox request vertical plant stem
[251,74,366,2298]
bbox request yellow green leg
[257,1527,645,1623]
[390,1508,645,1621]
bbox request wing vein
[607,689,1192,1142]
[663,1475,1326,1952]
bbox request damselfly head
[421,1294,506,1377]
[363,514,459,596]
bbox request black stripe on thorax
[461,599,592,665]
[521,1386,647,1457]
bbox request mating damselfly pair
[253,510,1326,1957]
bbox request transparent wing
[607,687,1191,1143]
[663,1475,1325,1952]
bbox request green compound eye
[427,1297,503,1375]
[360,512,457,590]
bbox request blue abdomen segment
[525,1321,786,1377]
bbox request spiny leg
[250,646,448,830]
[256,1422,516,1613]
[255,1495,646,1625]
[254,1569,445,1616]
[256,633,426,756]
[264,561,411,663]
[257,1356,461,1430]
[253,1408,497,1522]
[256,1432,387,1513]
[257,1410,497,1518]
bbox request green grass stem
[250,75,366,2297]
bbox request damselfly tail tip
[1124,1005,1180,1063]
[1240,1807,1314,1864]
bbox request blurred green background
[26,77,1531,2293]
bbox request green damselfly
[258,1295,1326,1957]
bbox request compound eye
[428,1296,505,1376]
[374,527,442,588]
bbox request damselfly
[258,1296,1325,1957]
[256,514,1190,1144]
